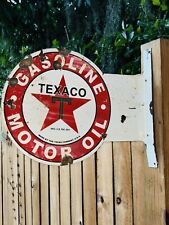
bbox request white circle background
[23,70,96,145]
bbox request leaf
[154,19,159,29]
[114,35,127,47]
[122,20,125,30]
[161,4,168,10]
[129,31,134,41]
[121,31,127,39]
[152,0,161,6]
[141,0,146,6]
[52,39,59,48]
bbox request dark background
[1,0,169,93]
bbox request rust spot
[53,60,62,70]
[39,49,46,61]
[59,48,70,57]
[102,133,107,139]
[121,115,126,123]
[8,77,18,87]
[19,55,32,69]
[61,155,73,166]
[116,197,122,205]
[4,99,16,109]
[6,133,12,146]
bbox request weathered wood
[18,150,26,225]
[113,142,133,225]
[40,164,49,225]
[97,142,114,225]
[60,165,71,225]
[131,142,165,225]
[2,133,9,225]
[25,157,33,225]
[49,166,60,225]
[83,155,97,225]
[31,160,40,225]
[71,162,83,225]
[8,144,19,225]
[131,142,146,225]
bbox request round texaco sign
[2,49,111,165]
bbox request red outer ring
[3,51,111,165]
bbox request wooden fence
[0,39,169,225]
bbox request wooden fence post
[141,39,169,224]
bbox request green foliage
[1,0,169,95]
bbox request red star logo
[32,76,91,133]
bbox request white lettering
[79,63,86,74]
[93,83,105,95]
[44,146,57,159]
[82,137,94,150]
[96,120,107,129]
[91,129,101,138]
[29,64,41,77]
[68,57,76,71]
[84,69,98,83]
[16,73,29,86]
[61,147,72,158]
[32,140,44,153]
[18,131,31,144]
[41,58,51,69]
[7,113,24,130]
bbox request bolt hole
[121,115,126,123]
[116,197,122,205]
[149,101,153,115]
[100,196,104,203]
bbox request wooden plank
[49,166,60,225]
[31,160,40,225]
[60,165,71,225]
[71,162,83,225]
[83,155,97,225]
[141,39,166,223]
[113,142,133,225]
[97,142,114,225]
[131,142,165,225]
[17,150,26,225]
[131,142,145,225]
[7,144,19,225]
[2,131,9,225]
[8,144,19,225]
[40,164,49,225]
[25,156,33,225]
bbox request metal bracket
[103,49,158,168]
[143,49,158,168]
